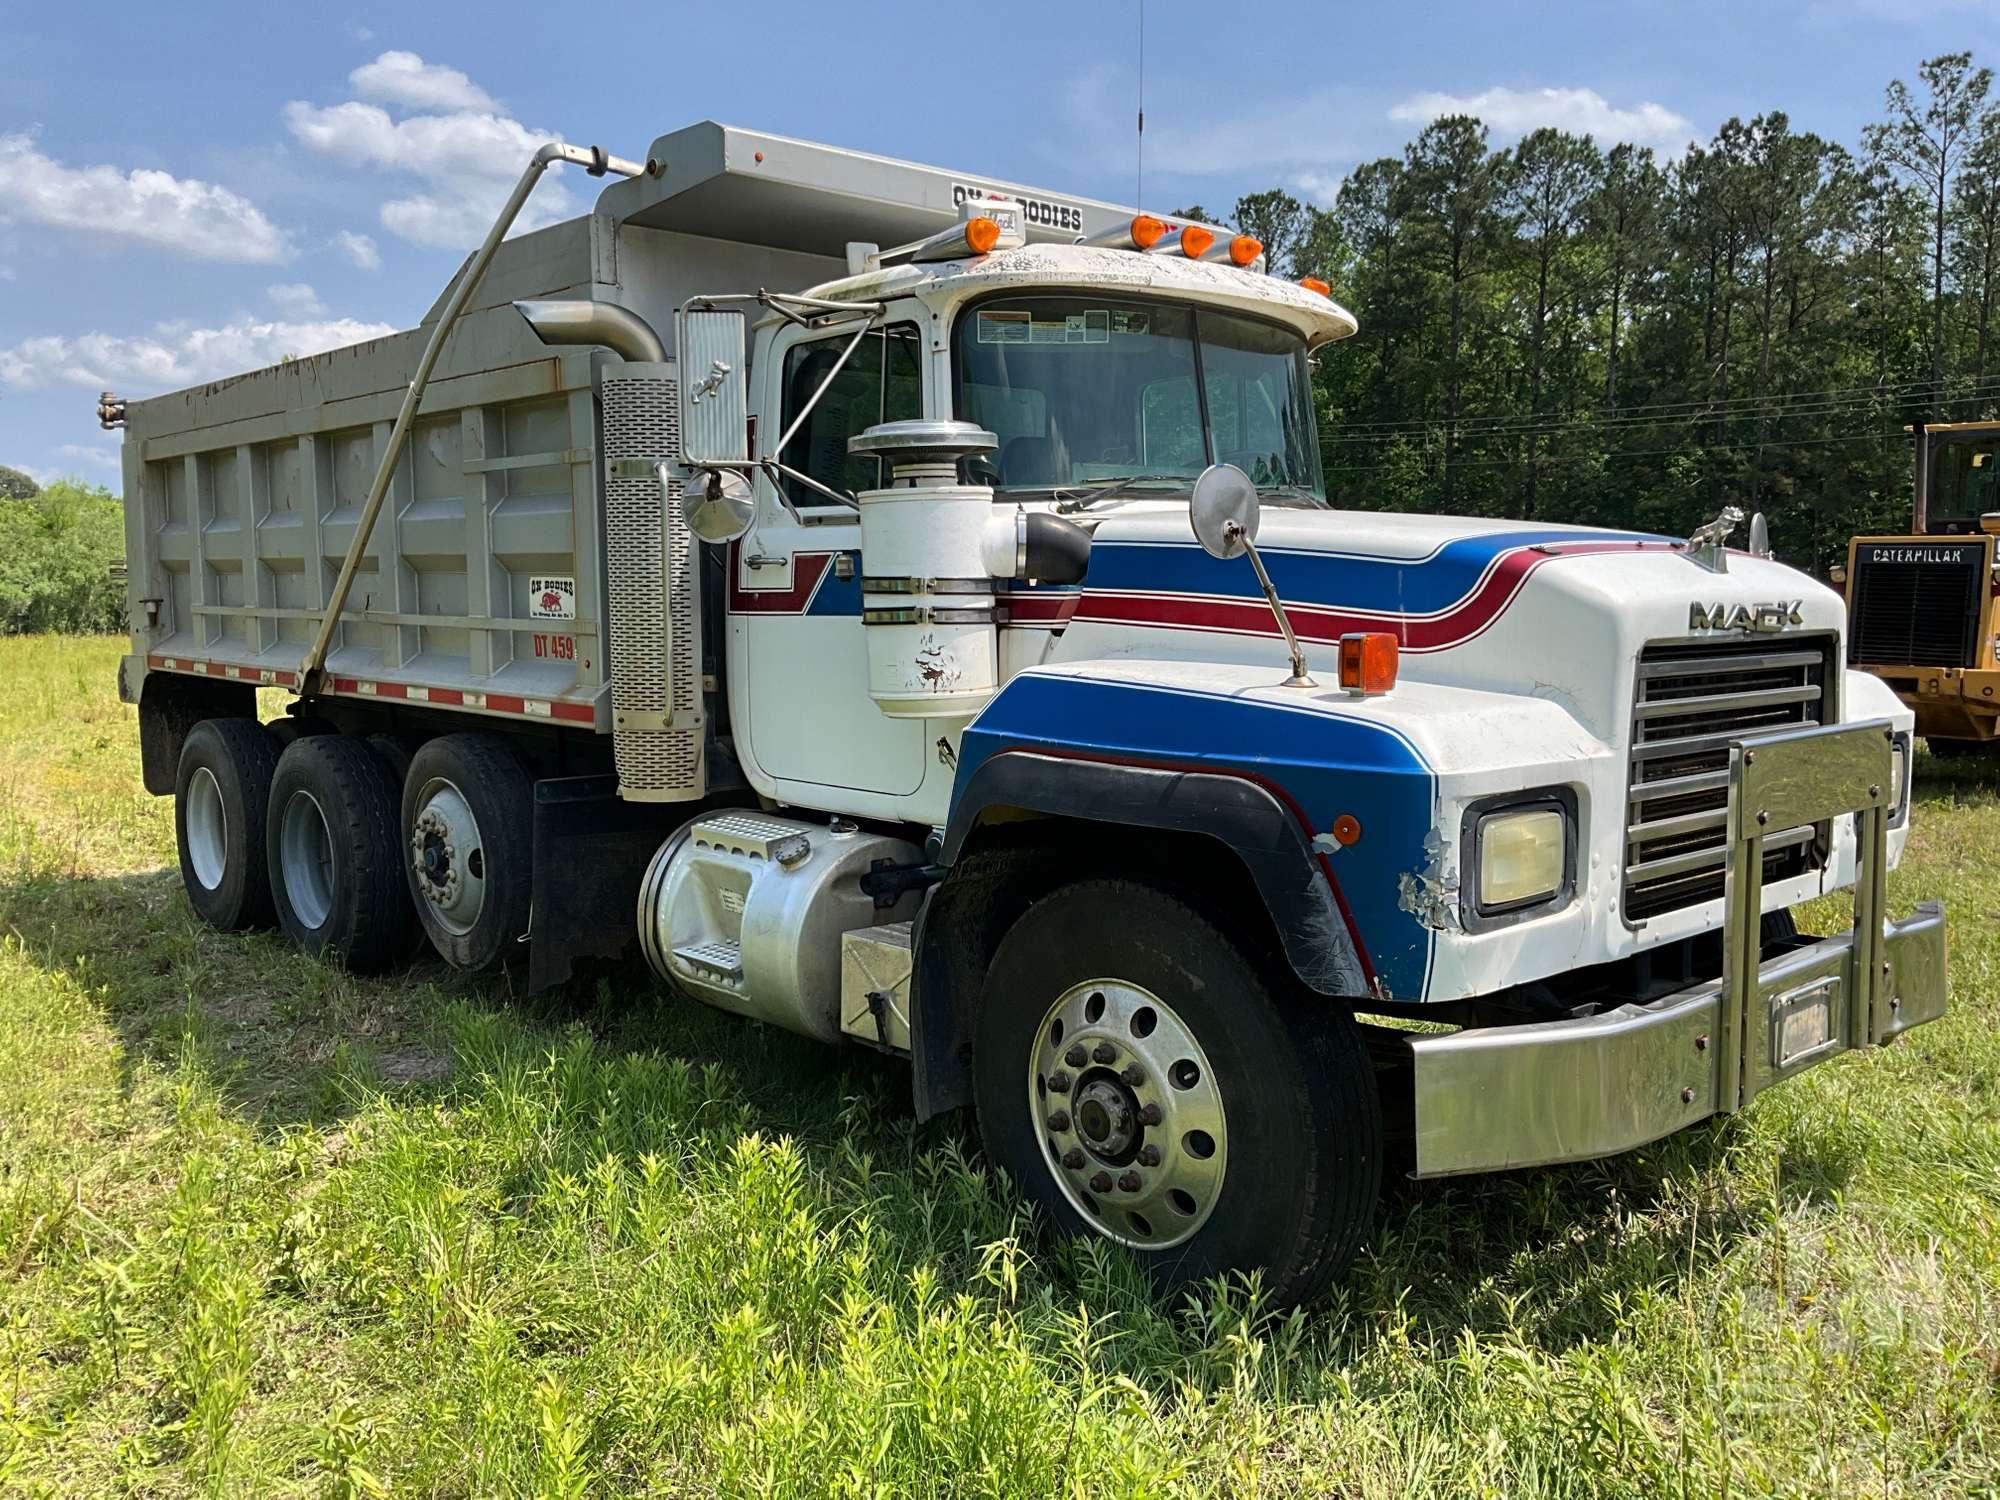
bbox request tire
[973,879,1381,1306]
[266,735,416,971]
[366,733,416,790]
[174,718,280,931]
[400,733,533,972]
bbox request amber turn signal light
[1227,234,1263,266]
[1338,632,1399,695]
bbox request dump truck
[1843,419,2000,753]
[108,122,1948,1305]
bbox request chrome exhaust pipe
[515,298,666,363]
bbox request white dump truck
[110,122,1947,1304]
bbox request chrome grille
[1623,636,1835,921]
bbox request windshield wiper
[1050,474,1192,513]
[1255,482,1326,507]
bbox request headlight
[1480,809,1565,908]
[1462,791,1576,927]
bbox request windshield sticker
[1111,310,1150,335]
[976,309,1031,344]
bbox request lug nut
[1088,1171,1113,1194]
[1047,1110,1071,1132]
[1138,1103,1163,1126]
[1120,1064,1145,1088]
[1136,1145,1161,1167]
[1065,1044,1087,1068]
[1092,1042,1117,1064]
[1118,1172,1143,1193]
[1062,1148,1085,1170]
[1048,1072,1072,1094]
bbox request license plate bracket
[1770,977,1838,1070]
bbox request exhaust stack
[515,299,666,363]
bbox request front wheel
[973,879,1381,1306]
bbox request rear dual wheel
[266,736,416,971]
[401,734,533,973]
[174,719,281,931]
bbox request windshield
[952,294,1325,503]
[1926,432,2000,534]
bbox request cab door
[733,313,928,798]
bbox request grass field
[0,633,1997,1496]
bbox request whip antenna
[1136,0,1146,208]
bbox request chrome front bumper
[1409,720,1948,1178]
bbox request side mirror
[1190,463,1261,559]
[678,305,749,466]
[673,463,756,544]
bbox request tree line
[1184,52,2000,572]
[0,470,126,634]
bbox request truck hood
[1057,505,1849,745]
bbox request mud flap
[527,775,686,993]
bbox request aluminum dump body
[121,217,617,726]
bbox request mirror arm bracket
[1227,520,1316,689]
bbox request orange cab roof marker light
[1299,276,1332,297]
[1084,213,1167,251]
[1225,234,1264,266]
[1337,632,1399,695]
[962,216,1002,255]
[1176,225,1215,259]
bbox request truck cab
[111,122,1949,1308]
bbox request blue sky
[3,0,1997,488]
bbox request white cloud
[266,282,328,317]
[1388,86,1693,150]
[349,49,498,114]
[336,229,381,270]
[0,314,398,393]
[1289,171,1346,208]
[283,53,569,250]
[0,264,14,281]
[54,443,119,470]
[0,132,289,263]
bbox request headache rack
[1623,635,1836,922]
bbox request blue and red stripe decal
[1075,531,1670,652]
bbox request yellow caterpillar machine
[1845,419,2000,754]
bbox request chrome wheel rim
[409,777,485,935]
[185,766,227,890]
[278,789,335,930]
[1029,978,1227,1250]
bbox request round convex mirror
[1189,464,1260,560]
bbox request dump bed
[121,220,614,725]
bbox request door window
[778,322,922,506]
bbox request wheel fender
[910,750,1369,1118]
